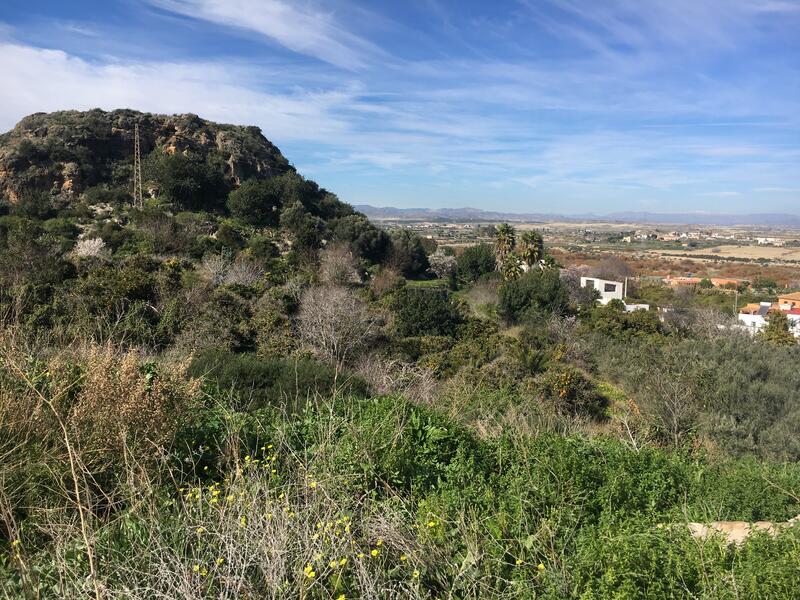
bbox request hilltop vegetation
[1,110,799,599]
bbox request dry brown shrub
[370,268,405,297]
[67,344,200,460]
[355,353,437,405]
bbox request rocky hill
[0,109,292,205]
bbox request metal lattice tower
[133,123,143,208]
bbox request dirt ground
[551,249,800,287]
[654,245,800,262]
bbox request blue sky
[1,0,799,214]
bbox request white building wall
[580,277,624,304]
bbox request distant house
[709,278,742,288]
[777,292,800,309]
[580,277,624,305]
[738,301,800,338]
[664,276,702,286]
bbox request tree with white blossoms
[428,249,457,280]
[72,237,108,258]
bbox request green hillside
[1,110,799,599]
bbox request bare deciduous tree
[199,252,232,286]
[297,285,380,374]
[223,257,265,287]
[641,350,708,449]
[318,243,361,286]
[596,256,633,281]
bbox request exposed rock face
[0,108,293,204]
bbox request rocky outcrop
[0,108,293,204]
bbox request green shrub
[189,350,369,411]
[388,229,430,278]
[456,243,495,282]
[227,178,282,227]
[391,288,464,337]
[498,269,570,323]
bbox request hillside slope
[0,109,291,204]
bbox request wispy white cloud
[0,42,354,139]
[144,0,382,69]
[755,187,800,193]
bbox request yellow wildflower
[400,554,407,562]
[412,570,420,578]
[538,563,545,571]
[371,549,380,558]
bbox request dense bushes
[226,178,282,227]
[388,229,430,278]
[189,350,369,410]
[498,268,570,323]
[144,151,228,211]
[456,243,495,282]
[391,287,464,337]
[591,332,800,460]
[7,387,800,598]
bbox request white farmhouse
[580,277,624,305]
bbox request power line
[133,123,143,209]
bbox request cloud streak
[145,0,382,69]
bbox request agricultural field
[656,244,800,263]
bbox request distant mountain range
[355,205,800,227]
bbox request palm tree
[501,253,523,281]
[494,223,516,270]
[520,230,544,269]
[540,255,559,270]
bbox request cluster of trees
[493,224,547,280]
